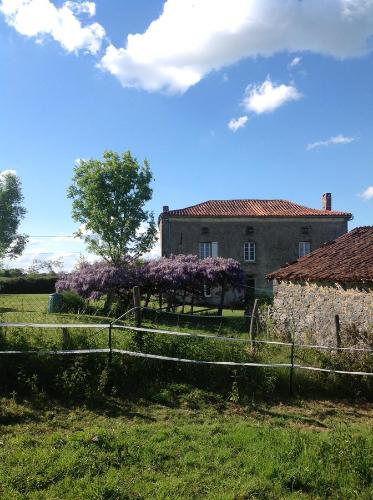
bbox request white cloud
[0,0,105,54]
[3,233,95,271]
[228,115,248,132]
[99,0,373,93]
[242,78,302,114]
[64,1,95,17]
[289,56,302,68]
[360,186,373,200]
[307,134,355,150]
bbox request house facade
[267,227,373,347]
[159,194,351,300]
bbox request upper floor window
[201,226,209,235]
[199,242,218,259]
[299,241,311,258]
[244,242,256,262]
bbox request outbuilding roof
[161,199,351,218]
[267,226,373,283]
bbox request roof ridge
[162,198,352,218]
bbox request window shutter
[211,242,218,257]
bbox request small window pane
[244,242,256,262]
[299,241,311,258]
[199,242,212,259]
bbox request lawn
[0,395,372,499]
[0,295,372,498]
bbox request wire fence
[0,292,111,325]
[0,306,372,400]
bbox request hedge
[0,276,57,294]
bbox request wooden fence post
[289,339,295,397]
[249,298,259,347]
[334,314,341,348]
[108,323,113,367]
[62,327,70,349]
[133,286,141,327]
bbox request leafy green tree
[0,171,28,261]
[68,151,157,264]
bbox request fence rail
[0,320,372,383]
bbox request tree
[28,257,64,275]
[67,151,157,264]
[0,170,28,261]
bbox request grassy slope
[0,396,372,499]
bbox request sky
[0,0,372,270]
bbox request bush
[59,291,86,314]
[0,275,57,294]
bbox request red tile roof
[267,227,373,283]
[162,200,351,218]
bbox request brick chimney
[163,205,169,213]
[322,193,332,211]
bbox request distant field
[0,293,48,313]
[0,293,108,325]
[0,396,372,499]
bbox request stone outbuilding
[267,227,373,347]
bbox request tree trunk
[190,289,194,314]
[159,292,163,310]
[218,284,226,316]
[103,290,114,316]
[144,291,151,308]
[181,289,187,314]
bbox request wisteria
[56,254,242,313]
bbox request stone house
[267,226,373,347]
[159,194,351,303]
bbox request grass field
[0,294,372,498]
[0,395,372,499]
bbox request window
[301,226,310,235]
[299,241,311,258]
[201,227,209,234]
[244,242,256,262]
[203,284,211,297]
[246,226,254,235]
[199,242,211,259]
[199,242,218,259]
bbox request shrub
[0,275,57,294]
[59,291,86,314]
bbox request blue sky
[0,0,372,269]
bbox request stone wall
[272,279,373,347]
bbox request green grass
[0,395,372,499]
[0,293,109,325]
[0,295,372,498]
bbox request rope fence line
[4,321,371,352]
[0,321,372,384]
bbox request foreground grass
[0,395,372,499]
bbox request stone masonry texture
[272,279,373,347]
